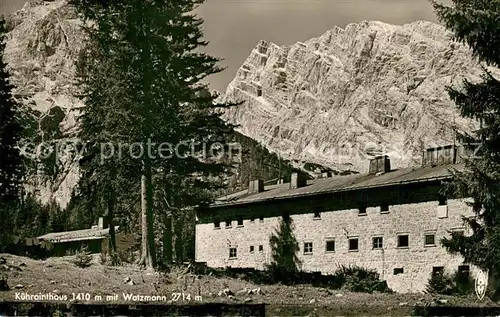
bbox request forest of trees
[0,1,291,269]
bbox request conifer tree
[72,0,237,269]
[72,23,130,259]
[432,0,500,297]
[0,16,23,248]
[0,16,22,203]
[268,213,301,284]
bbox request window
[237,217,243,227]
[380,202,389,213]
[438,194,447,206]
[259,216,264,222]
[229,247,237,259]
[214,219,220,229]
[437,203,448,218]
[397,234,409,248]
[348,238,359,251]
[258,245,263,252]
[225,220,232,228]
[326,240,335,252]
[372,237,383,249]
[393,268,404,275]
[304,242,313,254]
[313,207,321,219]
[432,266,444,275]
[358,203,367,215]
[249,246,254,253]
[424,233,436,246]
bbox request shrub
[426,270,455,295]
[335,265,392,293]
[73,245,92,268]
[0,272,9,291]
[99,251,107,265]
[194,265,391,293]
[452,270,474,295]
[99,249,121,266]
[426,269,474,295]
[52,309,64,317]
[112,251,123,266]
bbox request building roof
[211,163,464,208]
[37,226,119,243]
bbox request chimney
[455,143,476,164]
[422,145,456,167]
[290,171,308,189]
[321,171,333,178]
[98,217,109,230]
[368,155,391,175]
[248,179,264,194]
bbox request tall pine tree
[268,213,301,284]
[0,16,22,203]
[433,0,500,298]
[72,0,237,269]
[74,30,137,261]
[0,15,23,249]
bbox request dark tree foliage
[426,269,474,296]
[2,195,63,247]
[432,0,500,297]
[71,0,238,268]
[0,16,24,249]
[0,16,22,202]
[267,214,301,284]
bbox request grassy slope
[0,254,496,316]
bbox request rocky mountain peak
[221,20,497,172]
[4,0,82,208]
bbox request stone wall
[195,184,477,293]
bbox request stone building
[195,145,479,293]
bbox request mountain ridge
[220,19,497,172]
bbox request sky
[0,0,452,92]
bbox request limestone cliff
[4,0,84,208]
[221,20,499,172]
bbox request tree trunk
[139,158,156,269]
[145,159,156,268]
[163,215,172,264]
[174,211,184,263]
[107,187,116,255]
[184,208,196,262]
